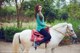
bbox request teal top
[36,13,46,31]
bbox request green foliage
[1,0,80,21]
[67,18,80,32]
[67,3,80,19]
[24,9,34,17]
[22,0,55,19]
[22,0,37,17]
[47,17,80,33]
[0,6,16,16]
[4,27,25,42]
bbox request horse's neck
[52,23,68,33]
[53,25,67,33]
[50,27,65,39]
[49,27,66,45]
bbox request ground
[0,40,80,53]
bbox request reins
[53,25,71,36]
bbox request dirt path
[0,40,80,53]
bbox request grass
[1,21,36,29]
[1,18,80,32]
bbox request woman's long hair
[34,4,41,18]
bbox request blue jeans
[38,28,51,44]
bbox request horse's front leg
[45,48,48,53]
[51,48,54,53]
[45,48,53,53]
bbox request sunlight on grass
[1,18,80,32]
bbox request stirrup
[33,42,40,50]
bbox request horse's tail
[12,33,20,53]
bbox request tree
[0,0,14,8]
[22,0,55,21]
[67,3,80,19]
[0,0,4,8]
[15,0,24,28]
[0,0,25,27]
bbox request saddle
[30,27,50,42]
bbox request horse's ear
[68,23,72,26]
[64,22,67,23]
[62,25,66,27]
[62,23,67,27]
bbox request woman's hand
[46,24,51,28]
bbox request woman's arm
[38,12,44,21]
[45,24,51,27]
[37,13,45,26]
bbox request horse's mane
[52,22,68,29]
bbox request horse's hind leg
[23,48,30,53]
[12,33,20,53]
[22,43,31,53]
[21,40,31,53]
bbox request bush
[0,6,16,16]
[0,27,5,39]
[4,27,25,42]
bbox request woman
[34,4,51,47]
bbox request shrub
[0,27,5,39]
[4,27,25,42]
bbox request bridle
[54,25,74,36]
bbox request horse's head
[66,23,78,43]
[52,23,77,43]
[66,23,77,38]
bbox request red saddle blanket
[30,27,50,42]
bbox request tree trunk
[15,0,24,28]
[0,0,4,8]
[15,0,20,28]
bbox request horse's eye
[71,30,73,32]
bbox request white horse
[12,22,77,53]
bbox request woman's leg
[38,29,51,45]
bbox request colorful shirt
[36,13,46,31]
